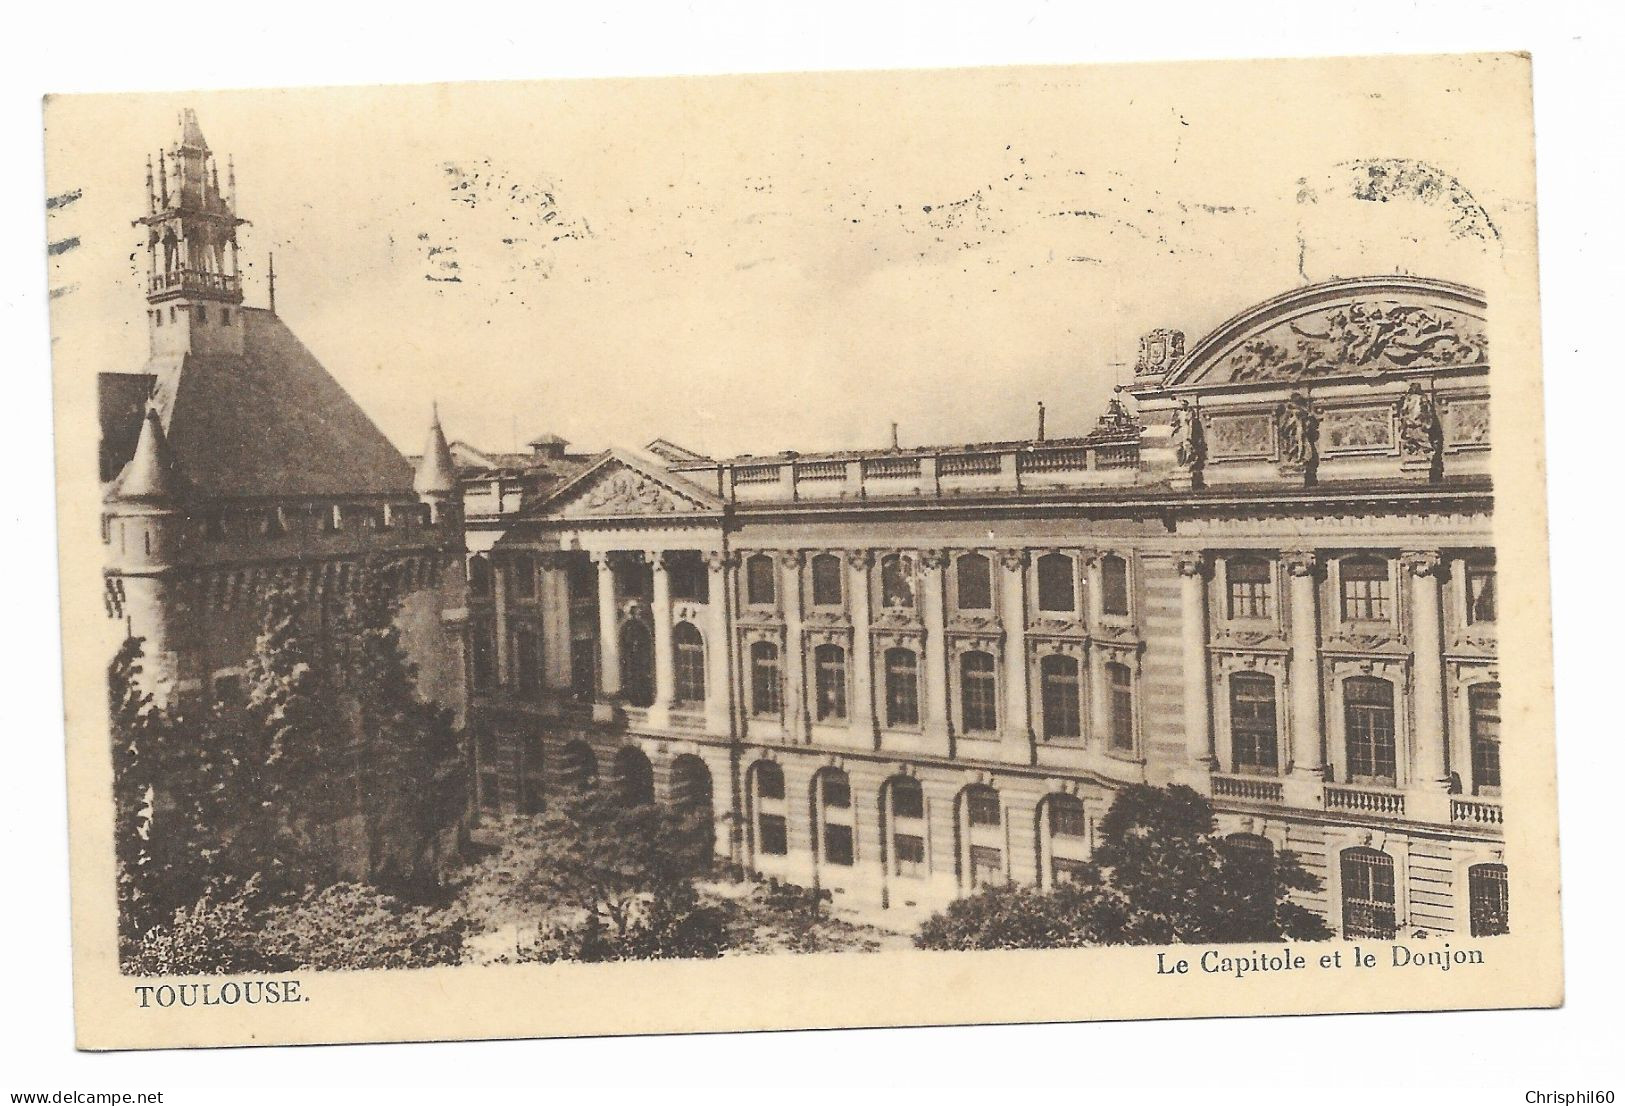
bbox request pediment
[1158,277,1487,390]
[543,450,723,519]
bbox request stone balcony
[1208,772,1502,833]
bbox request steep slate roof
[129,307,415,499]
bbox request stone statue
[1398,382,1440,460]
[1170,398,1205,471]
[1274,391,1318,469]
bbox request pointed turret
[116,408,183,501]
[414,406,458,497]
[178,107,209,152]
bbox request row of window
[742,551,1131,617]
[746,762,1510,935]
[149,303,234,327]
[1224,671,1500,793]
[1342,849,1509,938]
[746,640,1136,746]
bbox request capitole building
[462,273,1508,941]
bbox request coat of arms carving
[583,468,681,515]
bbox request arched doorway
[620,620,655,707]
[613,745,655,806]
[670,754,715,866]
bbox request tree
[336,558,468,889]
[915,784,1332,950]
[241,582,347,888]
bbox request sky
[43,56,1530,460]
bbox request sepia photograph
[41,48,1560,1053]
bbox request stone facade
[466,275,1506,939]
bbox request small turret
[115,407,183,502]
[414,405,459,525]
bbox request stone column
[592,552,621,701]
[998,550,1034,758]
[649,551,675,725]
[1081,551,1108,751]
[540,554,571,691]
[846,549,878,747]
[492,560,510,688]
[1403,550,1450,790]
[703,550,731,735]
[778,550,808,743]
[919,550,952,753]
[1284,550,1325,778]
[1177,552,1215,771]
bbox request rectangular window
[745,555,776,606]
[1227,558,1272,619]
[759,814,788,856]
[1469,864,1509,937]
[514,628,542,699]
[1230,674,1279,774]
[1107,663,1135,752]
[823,823,854,866]
[1341,558,1391,621]
[1040,656,1082,740]
[885,650,920,727]
[509,556,536,599]
[956,554,992,610]
[1036,553,1076,613]
[1049,802,1086,838]
[822,775,851,809]
[893,833,926,878]
[880,555,915,610]
[960,653,998,733]
[1344,678,1397,783]
[815,646,848,721]
[1466,566,1497,624]
[1470,685,1501,794]
[810,554,843,607]
[751,644,782,717]
[1340,850,1397,940]
[1101,555,1130,617]
[970,845,1003,887]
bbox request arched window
[956,552,992,610]
[749,641,782,717]
[884,647,919,727]
[1101,554,1130,616]
[1468,862,1509,936]
[961,785,1004,888]
[1230,673,1279,774]
[815,769,854,867]
[468,555,492,597]
[1344,677,1396,784]
[670,754,714,865]
[1340,557,1391,621]
[745,553,776,606]
[1045,794,1090,885]
[1036,552,1076,613]
[1227,557,1272,619]
[620,621,655,708]
[556,740,598,790]
[880,553,915,609]
[751,761,787,858]
[613,745,654,806]
[1106,662,1135,752]
[960,651,998,733]
[1466,563,1497,624]
[1470,684,1501,795]
[1040,653,1081,740]
[814,643,848,721]
[810,553,843,607]
[888,775,927,879]
[673,622,705,704]
[1340,847,1396,939]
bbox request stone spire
[413,405,457,497]
[116,408,182,501]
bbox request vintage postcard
[45,52,1560,1051]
